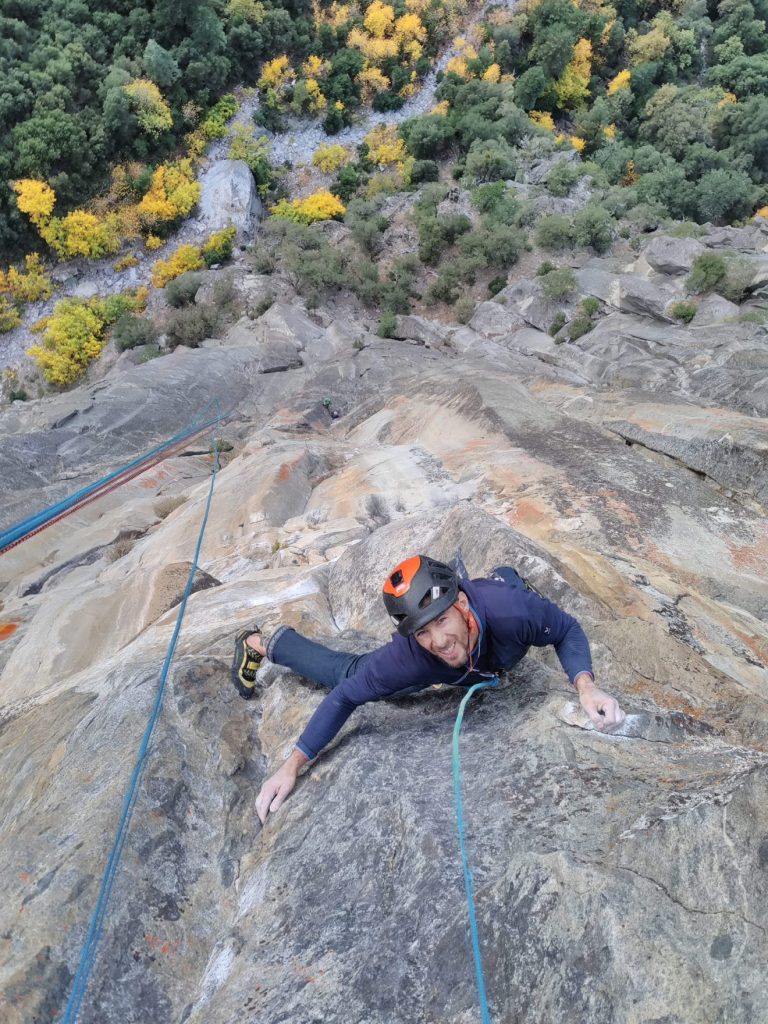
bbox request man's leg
[245,626,372,689]
[488,565,541,595]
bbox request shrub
[202,226,236,266]
[113,253,139,272]
[549,312,567,336]
[535,215,575,250]
[200,94,239,140]
[488,274,507,296]
[27,298,105,385]
[378,311,397,337]
[165,304,219,348]
[687,253,726,293]
[719,258,755,304]
[332,163,366,201]
[346,199,388,254]
[581,296,600,317]
[251,250,275,274]
[547,161,581,197]
[0,297,21,332]
[671,300,697,323]
[151,245,205,288]
[271,191,346,224]
[463,138,517,184]
[458,223,525,268]
[540,267,576,299]
[568,315,593,340]
[154,496,187,519]
[312,144,351,174]
[410,159,439,183]
[536,260,557,277]
[0,253,53,305]
[113,314,156,350]
[165,272,204,308]
[572,205,614,254]
[454,295,475,322]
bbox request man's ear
[455,591,470,611]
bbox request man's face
[413,595,471,667]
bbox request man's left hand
[575,674,626,732]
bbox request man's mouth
[437,641,459,660]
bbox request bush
[271,191,346,225]
[378,311,397,337]
[581,296,600,317]
[463,138,517,184]
[0,297,21,333]
[549,311,567,336]
[345,199,388,254]
[535,215,575,251]
[152,245,205,288]
[536,260,557,277]
[458,223,526,268]
[454,295,476,322]
[572,205,614,254]
[546,160,581,197]
[312,144,351,174]
[540,267,576,299]
[568,315,593,340]
[332,163,366,202]
[113,314,156,350]
[719,258,755,304]
[202,226,236,267]
[687,253,726,293]
[671,300,697,323]
[165,303,219,348]
[165,271,204,308]
[201,94,238,140]
[410,159,440,184]
[488,274,507,296]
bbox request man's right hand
[255,748,308,824]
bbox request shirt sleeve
[295,642,430,760]
[496,587,593,685]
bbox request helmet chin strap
[456,602,480,670]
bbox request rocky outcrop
[193,159,263,246]
[644,235,705,274]
[1,230,768,1024]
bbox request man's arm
[256,748,308,824]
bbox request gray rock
[644,235,706,275]
[195,160,263,245]
[467,300,527,337]
[576,268,679,321]
[691,295,740,326]
[392,315,450,348]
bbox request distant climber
[232,555,626,823]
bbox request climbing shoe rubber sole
[231,628,263,700]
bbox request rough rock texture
[193,160,263,245]
[1,243,768,1024]
[644,235,706,275]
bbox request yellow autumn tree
[359,66,391,101]
[364,124,407,167]
[312,144,352,173]
[364,1,395,37]
[553,38,592,110]
[123,79,173,138]
[270,191,346,224]
[12,179,56,226]
[41,211,122,260]
[138,161,201,227]
[607,69,630,95]
[0,253,53,305]
[529,110,555,131]
[259,56,294,92]
[151,245,205,287]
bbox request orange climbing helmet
[382,554,459,636]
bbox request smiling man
[233,555,626,823]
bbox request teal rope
[452,676,500,1024]
[59,436,222,1024]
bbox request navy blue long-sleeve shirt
[295,577,592,760]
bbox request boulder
[576,268,679,321]
[392,314,450,348]
[691,294,740,326]
[468,300,527,337]
[195,160,263,245]
[644,235,706,275]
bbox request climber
[232,555,626,824]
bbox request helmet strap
[457,602,480,670]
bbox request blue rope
[59,431,222,1024]
[452,675,500,1024]
[0,410,225,552]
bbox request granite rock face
[194,160,263,245]
[1,253,767,1024]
